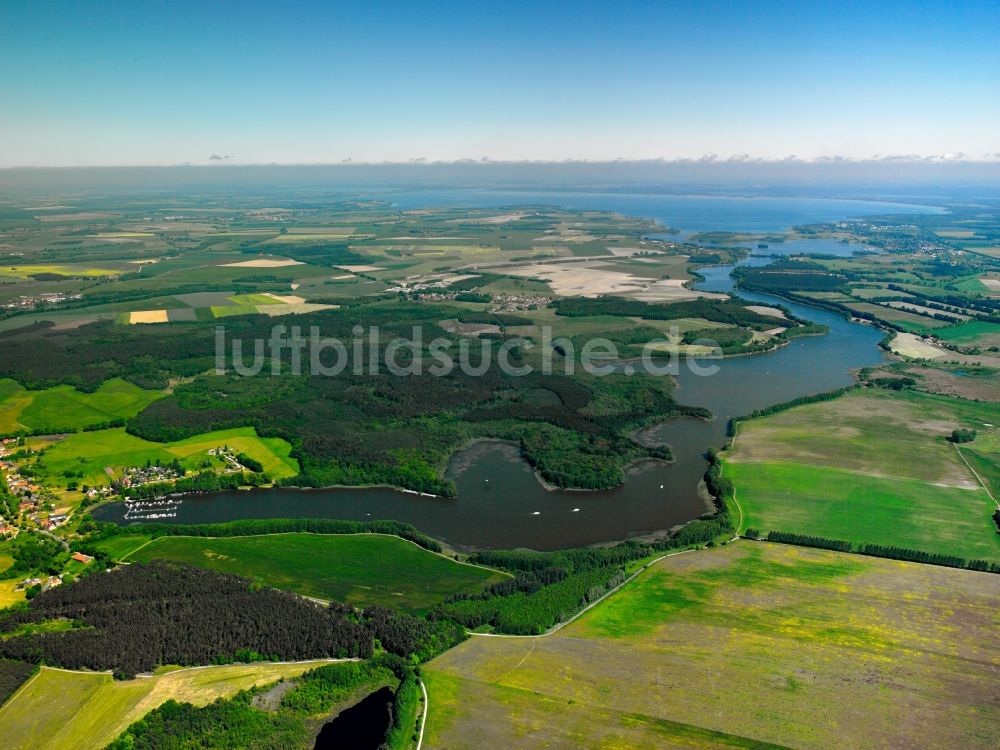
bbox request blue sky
[1,0,998,166]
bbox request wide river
[94,193,943,550]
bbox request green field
[935,319,1000,346]
[91,534,154,561]
[0,661,336,750]
[28,426,299,492]
[727,462,1000,560]
[126,532,508,614]
[0,378,164,435]
[424,543,1000,749]
[726,389,1000,560]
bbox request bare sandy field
[454,212,525,224]
[34,212,119,222]
[439,319,502,336]
[384,236,475,241]
[502,262,723,301]
[334,265,384,272]
[890,332,945,359]
[255,303,338,316]
[51,318,99,331]
[745,305,788,319]
[606,247,664,257]
[222,257,304,268]
[285,227,355,235]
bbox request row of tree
[762,531,1000,573]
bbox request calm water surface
[313,686,393,750]
[95,194,916,549]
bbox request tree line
[762,531,1000,573]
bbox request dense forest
[128,366,707,494]
[732,260,849,293]
[0,562,374,677]
[0,659,36,708]
[0,298,712,492]
[552,296,795,329]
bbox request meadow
[934,319,1000,347]
[124,532,507,614]
[0,661,337,750]
[0,378,164,435]
[726,389,1000,561]
[727,462,1000,561]
[424,543,1000,749]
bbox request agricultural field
[726,389,1000,561]
[0,200,698,335]
[0,378,164,435]
[844,302,951,331]
[124,532,507,614]
[0,661,337,750]
[934,320,1000,347]
[424,543,1000,749]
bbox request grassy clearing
[0,661,335,750]
[0,378,164,435]
[127,533,507,614]
[425,543,1000,749]
[727,389,1000,560]
[30,426,299,491]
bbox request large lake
[94,193,940,549]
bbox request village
[0,438,251,543]
[0,291,83,311]
[0,438,261,597]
